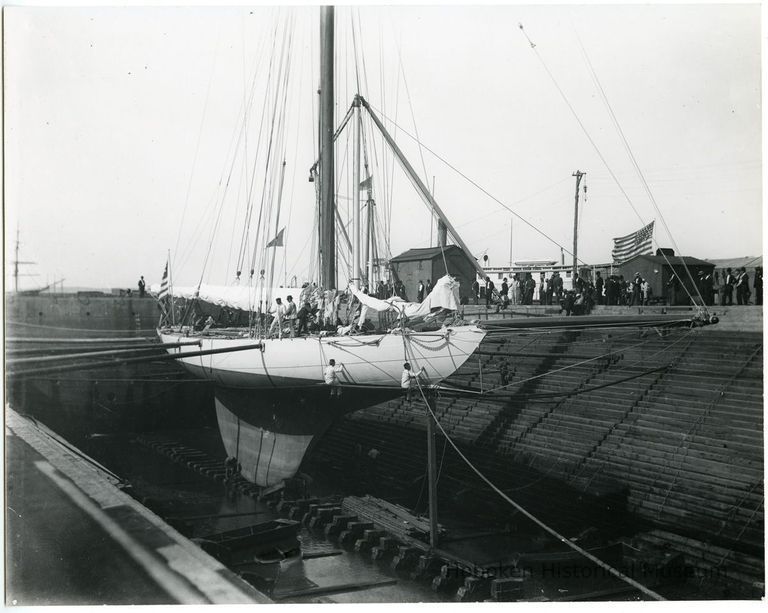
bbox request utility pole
[12,228,36,294]
[14,229,19,294]
[572,170,585,286]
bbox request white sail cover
[149,283,302,311]
[348,274,460,319]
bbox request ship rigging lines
[517,21,705,310]
[411,371,666,601]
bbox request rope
[517,22,705,310]
[174,23,221,261]
[412,378,665,600]
[570,23,704,308]
[367,103,590,269]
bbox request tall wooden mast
[319,6,336,289]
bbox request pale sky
[5,3,762,290]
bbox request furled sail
[348,274,461,321]
[149,283,301,311]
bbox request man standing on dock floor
[138,276,146,297]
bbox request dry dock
[4,300,763,602]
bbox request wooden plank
[272,578,398,600]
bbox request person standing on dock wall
[552,272,563,303]
[500,278,509,309]
[736,267,751,305]
[631,273,643,306]
[595,272,604,305]
[484,277,495,307]
[138,276,146,297]
[721,268,735,306]
[754,267,762,305]
[511,274,520,305]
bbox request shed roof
[705,256,762,269]
[620,254,714,268]
[390,245,468,263]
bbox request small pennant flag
[612,221,654,265]
[158,262,169,299]
[359,175,372,191]
[266,228,285,248]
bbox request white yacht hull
[159,326,485,486]
[159,326,486,390]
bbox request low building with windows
[482,260,612,302]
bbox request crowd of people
[472,271,593,314]
[708,266,762,306]
[371,278,426,301]
[469,265,763,315]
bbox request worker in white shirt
[284,295,298,338]
[268,297,285,339]
[324,359,344,398]
[401,362,425,402]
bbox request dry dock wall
[309,321,763,585]
[6,293,162,338]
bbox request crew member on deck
[285,295,297,338]
[268,297,285,339]
[296,301,312,336]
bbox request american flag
[612,221,654,265]
[158,262,169,299]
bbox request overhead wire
[517,22,705,310]
[569,21,705,308]
[173,22,222,262]
[235,15,282,281]
[367,102,591,269]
